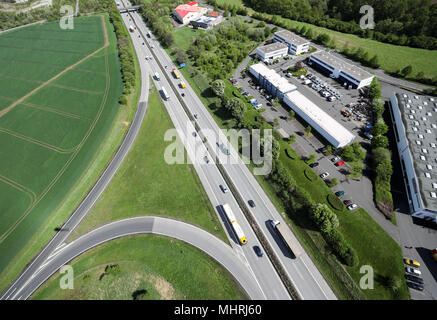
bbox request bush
[326,178,338,188]
[324,229,359,267]
[327,194,344,211]
[304,168,317,181]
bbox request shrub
[327,194,344,211]
[304,168,317,182]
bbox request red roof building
[173,2,207,24]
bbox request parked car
[347,204,358,211]
[309,162,319,168]
[407,281,424,291]
[364,132,373,140]
[331,156,340,162]
[320,172,329,179]
[335,191,345,196]
[248,200,256,208]
[405,266,421,276]
[404,258,421,268]
[343,200,352,205]
[219,184,228,193]
[405,274,424,284]
[335,161,346,167]
[253,245,263,257]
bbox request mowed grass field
[72,84,226,242]
[0,14,124,288]
[31,235,247,300]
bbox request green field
[71,84,226,242]
[0,14,124,289]
[32,235,247,300]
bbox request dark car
[343,200,352,206]
[248,200,256,208]
[405,274,424,284]
[309,162,319,168]
[335,191,345,196]
[253,245,263,257]
[406,281,424,291]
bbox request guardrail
[128,9,301,300]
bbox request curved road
[24,217,264,300]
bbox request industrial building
[273,30,310,55]
[284,91,355,148]
[172,2,207,25]
[255,42,289,62]
[389,93,437,224]
[190,13,223,29]
[249,63,297,101]
[308,51,374,89]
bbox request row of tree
[243,0,437,50]
[140,2,174,48]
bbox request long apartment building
[308,51,374,89]
[249,63,355,148]
[389,93,437,224]
[273,30,310,55]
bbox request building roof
[174,2,203,19]
[394,92,437,211]
[310,51,373,81]
[250,63,297,94]
[284,90,355,148]
[256,42,288,54]
[192,15,217,25]
[274,30,309,46]
[207,10,220,17]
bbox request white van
[154,72,160,80]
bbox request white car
[220,184,229,193]
[405,266,421,276]
[320,172,329,179]
[347,204,358,211]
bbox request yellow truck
[172,68,180,79]
[180,81,186,88]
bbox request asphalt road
[0,10,151,300]
[16,217,266,300]
[127,5,336,300]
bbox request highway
[125,2,336,300]
[0,10,151,300]
[9,217,266,300]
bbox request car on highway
[248,200,256,208]
[220,184,229,193]
[405,274,424,284]
[405,266,421,276]
[253,245,263,257]
[204,156,209,163]
[335,191,345,196]
[320,172,329,179]
[404,258,421,268]
[309,162,319,168]
[347,204,358,211]
[193,113,198,119]
[407,281,424,291]
[335,160,346,167]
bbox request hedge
[327,194,344,211]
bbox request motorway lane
[16,217,265,300]
[131,11,336,299]
[124,7,290,299]
[1,10,151,301]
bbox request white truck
[161,87,170,101]
[270,220,301,258]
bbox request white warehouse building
[284,91,355,148]
[249,63,297,101]
[273,30,310,55]
[389,92,437,225]
[255,42,289,62]
[308,51,374,89]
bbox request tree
[401,65,413,77]
[211,79,225,97]
[306,153,317,164]
[289,134,296,144]
[289,109,295,119]
[372,135,389,148]
[305,125,312,137]
[225,98,245,120]
[372,123,388,136]
[369,54,380,68]
[309,203,339,234]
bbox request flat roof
[395,92,437,211]
[284,90,355,147]
[256,42,288,54]
[274,30,309,46]
[250,63,297,94]
[192,15,216,24]
[311,51,373,81]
